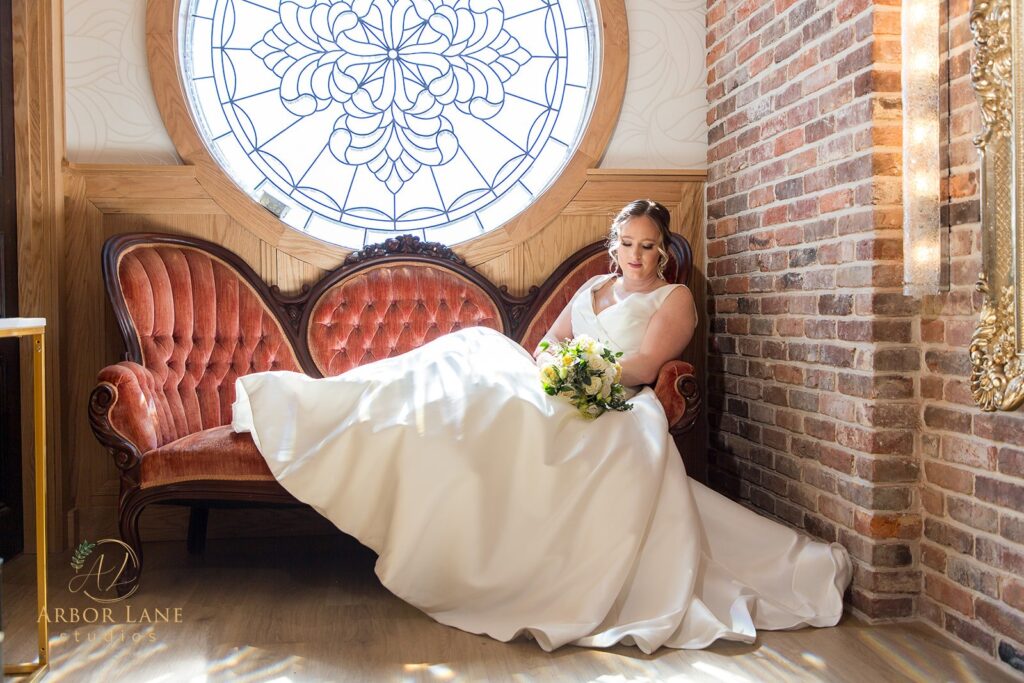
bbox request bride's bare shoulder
[657,284,696,319]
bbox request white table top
[0,317,46,332]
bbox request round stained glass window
[180,0,600,248]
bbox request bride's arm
[618,287,697,386]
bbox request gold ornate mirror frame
[969,0,1024,410]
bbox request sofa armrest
[653,360,702,434]
[88,362,166,471]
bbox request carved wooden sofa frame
[88,232,701,593]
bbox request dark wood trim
[88,382,141,470]
[671,374,702,435]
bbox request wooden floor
[2,532,1016,683]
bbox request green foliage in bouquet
[537,335,633,419]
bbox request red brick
[922,543,947,571]
[941,436,997,470]
[1000,514,1024,544]
[922,486,944,515]
[975,477,1024,514]
[925,574,975,616]
[854,511,921,539]
[819,494,854,528]
[924,518,974,554]
[856,456,919,483]
[853,566,921,594]
[804,416,837,441]
[1004,579,1024,613]
[921,319,945,342]
[998,448,1024,477]
[819,446,855,475]
[976,537,1024,574]
[773,129,805,156]
[947,496,999,534]
[976,599,1024,641]
[947,556,999,598]
[850,589,914,618]
[975,414,1024,449]
[925,461,975,495]
[773,364,805,385]
[945,613,996,655]
[923,406,972,434]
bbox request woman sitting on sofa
[231,199,853,653]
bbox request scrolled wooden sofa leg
[117,489,146,598]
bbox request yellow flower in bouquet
[537,336,632,419]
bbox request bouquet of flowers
[537,335,633,419]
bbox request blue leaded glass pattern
[181,0,599,248]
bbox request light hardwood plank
[1,536,1015,682]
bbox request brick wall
[917,0,1024,672]
[705,0,1023,674]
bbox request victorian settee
[88,232,701,592]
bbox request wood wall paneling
[12,0,66,552]
[61,165,707,544]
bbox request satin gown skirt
[232,327,851,652]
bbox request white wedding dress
[232,273,852,653]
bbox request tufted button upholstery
[307,263,504,377]
[117,245,301,447]
[98,235,698,488]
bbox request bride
[231,200,853,653]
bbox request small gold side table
[1,318,48,681]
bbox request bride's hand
[535,349,558,367]
[533,336,556,361]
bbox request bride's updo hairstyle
[607,199,673,279]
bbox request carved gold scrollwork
[970,278,1024,410]
[970,0,1013,148]
[969,0,1023,411]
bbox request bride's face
[615,216,663,283]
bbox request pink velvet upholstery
[140,425,273,489]
[97,361,169,453]
[116,245,301,443]
[519,257,611,355]
[308,263,504,376]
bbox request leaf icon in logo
[71,540,96,571]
